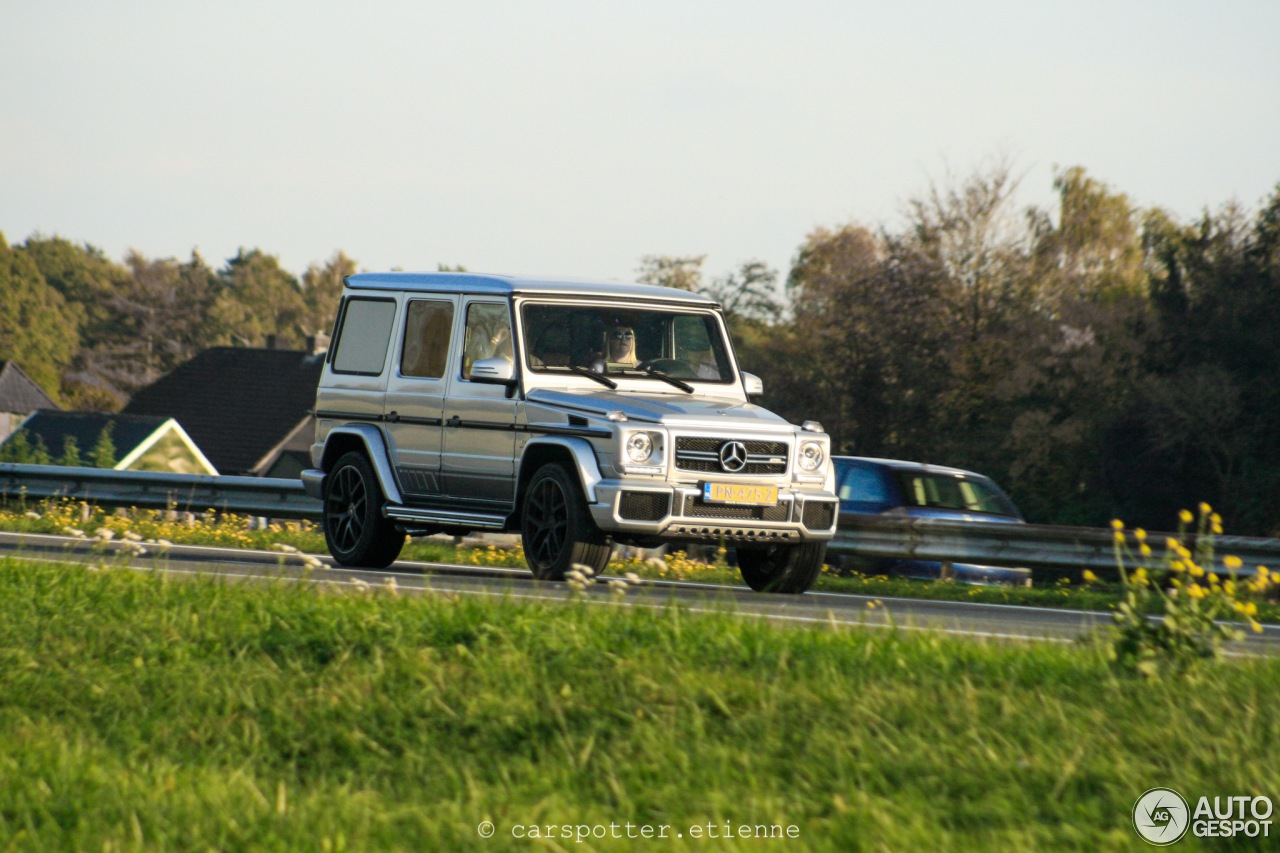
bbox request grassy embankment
[1,555,1278,850]
[4,498,1278,624]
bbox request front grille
[802,501,836,531]
[619,491,670,521]
[682,495,790,522]
[674,437,789,475]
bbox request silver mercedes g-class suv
[302,272,838,593]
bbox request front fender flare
[521,436,604,503]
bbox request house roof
[123,346,324,475]
[0,361,59,414]
[16,410,171,458]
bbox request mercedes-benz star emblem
[719,441,748,472]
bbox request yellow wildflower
[1166,537,1181,551]
[1179,509,1194,525]
[1110,519,1124,531]
[1082,570,1098,584]
[1188,584,1207,600]
[1134,528,1147,542]
[1199,502,1211,516]
[1223,555,1243,571]
[1133,568,1149,586]
[1113,531,1125,544]
[1140,544,1152,558]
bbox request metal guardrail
[831,515,1280,579]
[0,463,321,520]
[3,463,1278,578]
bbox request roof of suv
[344,271,717,305]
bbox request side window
[331,298,397,375]
[461,302,512,380]
[401,300,454,378]
[839,465,892,506]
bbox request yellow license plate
[702,482,779,506]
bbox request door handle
[446,415,462,428]
[385,411,400,423]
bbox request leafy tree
[0,233,80,399]
[301,251,357,337]
[704,260,783,327]
[110,250,218,387]
[90,422,117,469]
[206,248,307,348]
[637,255,705,292]
[20,235,131,348]
[57,435,82,467]
[1030,166,1146,302]
[0,431,50,465]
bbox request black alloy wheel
[322,451,404,568]
[521,463,610,580]
[737,541,826,594]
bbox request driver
[604,326,637,368]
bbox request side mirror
[742,372,764,399]
[470,357,516,385]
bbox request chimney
[306,333,331,356]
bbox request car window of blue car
[902,473,1014,516]
[838,464,893,510]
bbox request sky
[2,0,1278,285]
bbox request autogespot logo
[1133,788,1191,846]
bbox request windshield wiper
[634,367,694,394]
[568,364,617,389]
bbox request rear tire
[737,541,826,593]
[322,451,405,568]
[521,463,611,580]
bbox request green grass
[1,557,1277,850]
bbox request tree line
[3,163,1279,534]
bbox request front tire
[521,463,611,580]
[322,451,404,568]
[737,541,826,593]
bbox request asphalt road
[3,530,1277,655]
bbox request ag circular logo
[1133,787,1190,845]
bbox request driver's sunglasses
[611,330,634,339]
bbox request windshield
[520,302,735,383]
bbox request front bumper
[590,481,838,543]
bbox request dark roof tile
[124,347,323,475]
[16,410,170,458]
[0,361,60,414]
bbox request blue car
[831,456,1031,585]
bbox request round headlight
[626,432,654,464]
[798,441,825,472]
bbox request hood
[526,387,792,431]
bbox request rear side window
[838,464,892,509]
[900,473,1016,516]
[331,298,397,375]
[401,300,454,378]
